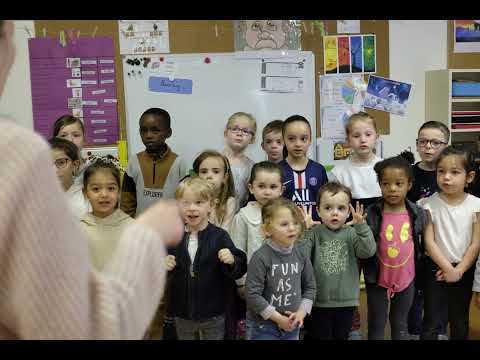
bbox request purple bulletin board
[28,37,119,145]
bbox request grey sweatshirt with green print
[297,223,376,308]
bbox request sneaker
[437,334,449,340]
[348,330,362,340]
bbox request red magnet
[204,57,211,64]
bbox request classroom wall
[0,21,35,129]
[1,20,448,159]
[381,20,447,159]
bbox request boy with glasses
[407,121,450,340]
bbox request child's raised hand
[218,248,234,265]
[165,255,176,271]
[298,205,321,229]
[346,202,367,225]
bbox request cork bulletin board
[34,20,390,140]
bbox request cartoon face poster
[234,20,301,52]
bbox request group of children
[48,108,480,340]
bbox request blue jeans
[251,321,300,340]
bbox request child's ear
[72,159,80,172]
[466,171,476,185]
[248,183,254,195]
[407,181,413,191]
[261,141,265,151]
[165,128,172,139]
[249,134,256,145]
[282,184,286,193]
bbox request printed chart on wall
[319,74,367,139]
[323,34,376,75]
[28,37,119,145]
[118,20,169,55]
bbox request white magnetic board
[123,52,316,169]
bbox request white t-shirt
[187,232,199,265]
[330,155,382,200]
[420,193,480,263]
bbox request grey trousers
[366,282,415,340]
[175,315,225,340]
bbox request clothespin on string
[59,30,67,47]
[214,24,218,38]
[92,26,98,38]
[42,28,46,37]
[24,26,32,38]
[67,29,77,45]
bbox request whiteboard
[122,52,316,169]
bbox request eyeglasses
[416,138,447,149]
[228,126,254,137]
[54,157,71,169]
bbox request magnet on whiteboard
[169,74,175,81]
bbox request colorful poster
[350,36,363,73]
[28,37,119,145]
[338,37,350,73]
[118,20,169,55]
[363,35,376,73]
[324,36,338,74]
[454,20,480,53]
[364,75,412,116]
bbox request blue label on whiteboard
[148,76,193,94]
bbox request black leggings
[305,306,355,340]
[421,257,475,340]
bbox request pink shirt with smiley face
[377,212,415,298]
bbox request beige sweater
[0,120,167,339]
[81,209,135,271]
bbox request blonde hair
[226,112,257,136]
[345,111,378,138]
[192,150,236,225]
[175,176,215,203]
[262,198,306,234]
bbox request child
[279,115,328,222]
[80,157,134,271]
[223,112,257,210]
[230,161,285,338]
[331,112,382,209]
[406,121,449,340]
[193,150,236,231]
[166,177,247,340]
[419,146,480,340]
[363,156,428,340]
[48,137,91,220]
[246,198,316,340]
[261,119,285,163]
[298,182,376,340]
[121,107,186,218]
[329,111,382,339]
[193,150,238,339]
[52,115,87,186]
